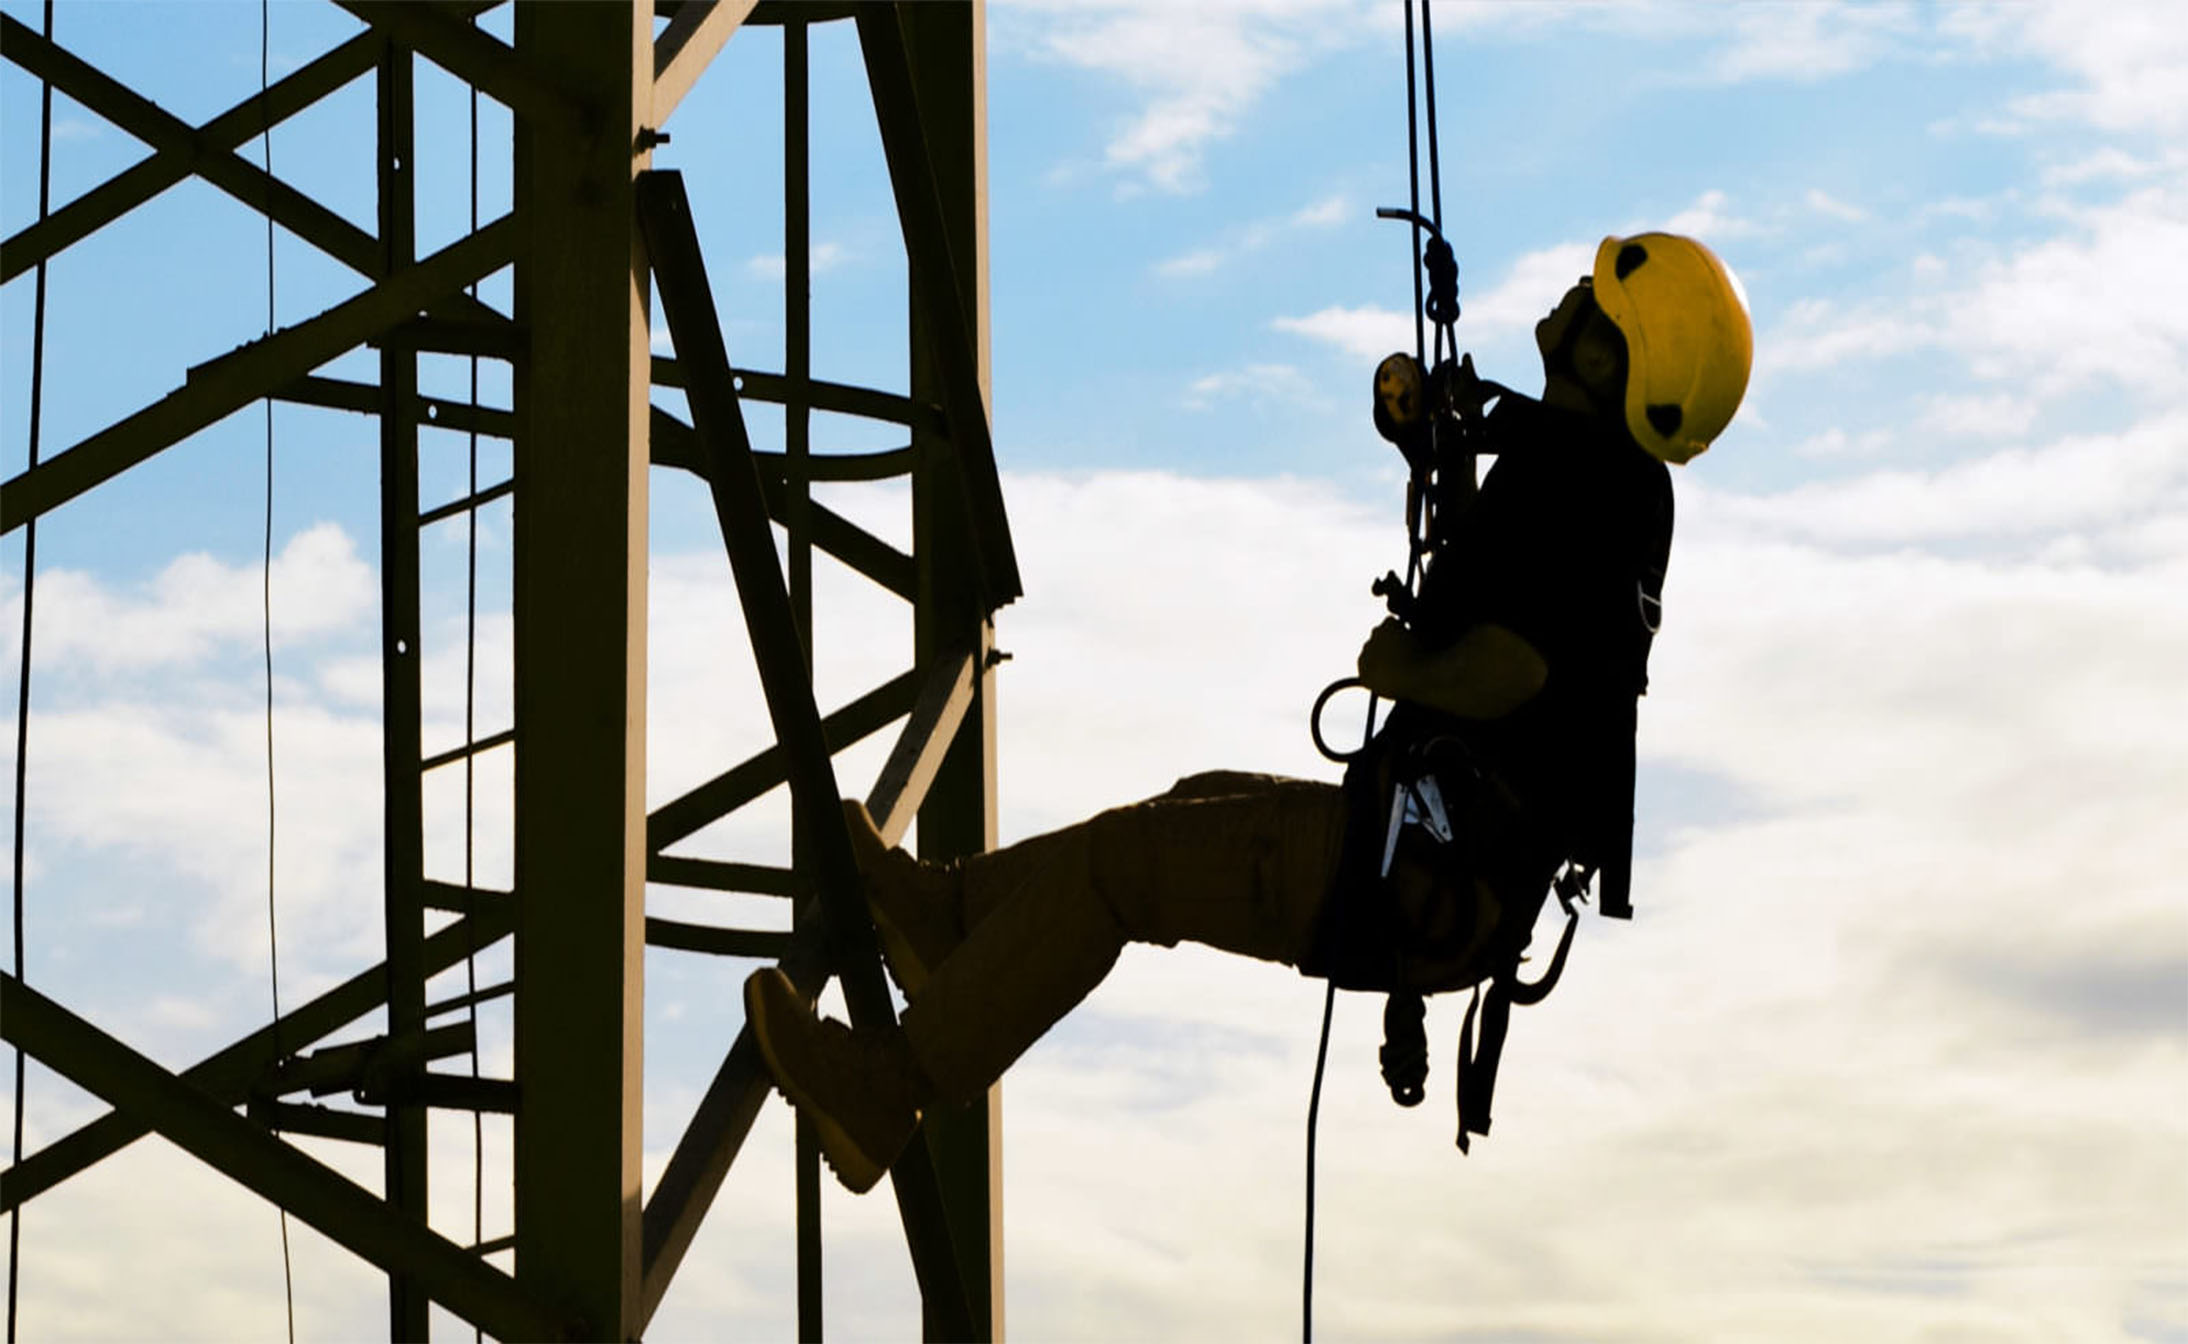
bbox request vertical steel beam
[903,4,1005,1339]
[375,34,431,1344]
[512,4,652,1338]
[782,18,826,1342]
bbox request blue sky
[4,1,2186,1340]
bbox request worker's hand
[1356,618,1418,700]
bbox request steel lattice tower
[1,3,1014,1338]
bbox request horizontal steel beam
[419,480,516,529]
[425,980,515,1022]
[644,918,796,959]
[757,444,919,483]
[370,312,525,361]
[646,666,921,853]
[645,856,800,897]
[2,215,517,535]
[1,973,570,1342]
[420,727,516,774]
[247,1098,390,1147]
[419,880,513,920]
[652,356,946,436]
[275,374,517,442]
[2,909,511,1212]
[265,1022,478,1100]
[652,408,918,600]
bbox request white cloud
[1943,0,2188,135]
[1789,426,1892,460]
[1268,242,1589,362]
[2,523,373,675]
[1947,184,2188,402]
[1151,193,1354,278]
[1913,391,2040,440]
[1182,361,1323,411]
[746,241,848,280]
[2042,146,2165,187]
[1662,187,1763,240]
[1152,246,1226,278]
[1697,408,2188,552]
[1290,193,1348,228]
[1804,187,1869,222]
[1460,241,1594,331]
[1000,0,1372,193]
[1706,2,1920,83]
[11,440,2188,1336]
[1269,302,1413,360]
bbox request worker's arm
[1355,617,1547,720]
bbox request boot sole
[744,972,888,1195]
[869,908,932,998]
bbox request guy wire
[465,63,486,1343]
[1302,979,1337,1343]
[1419,0,1448,366]
[260,2,298,1338]
[1402,0,1424,367]
[8,4,57,1339]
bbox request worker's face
[1537,281,1627,409]
[1535,282,1593,361]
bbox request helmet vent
[1646,403,1683,437]
[1615,243,1649,280]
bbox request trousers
[900,771,1347,1104]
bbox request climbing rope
[1302,6,1451,1339]
[1301,979,1335,1343]
[8,5,56,1339]
[464,56,486,1341]
[259,1,298,1336]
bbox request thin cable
[1302,980,1336,1343]
[464,64,485,1344]
[1419,0,1447,366]
[1402,0,1424,367]
[1420,0,1443,235]
[9,5,57,1339]
[260,4,297,1339]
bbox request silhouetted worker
[745,232,1754,1193]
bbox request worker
[744,231,1754,1194]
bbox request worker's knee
[1081,785,1345,961]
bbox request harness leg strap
[1456,978,1513,1147]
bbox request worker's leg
[849,772,1323,991]
[901,778,1346,1103]
[753,777,1345,1189]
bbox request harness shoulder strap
[1599,464,1675,920]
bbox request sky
[3,0,2186,1340]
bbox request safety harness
[1307,222,1677,1152]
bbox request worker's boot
[743,968,929,1194]
[841,799,963,996]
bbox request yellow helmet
[1590,232,1753,464]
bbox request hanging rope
[8,4,57,1338]
[1301,979,1336,1343]
[464,52,486,1343]
[1302,7,1451,1339]
[259,2,297,1337]
[1401,0,1424,367]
